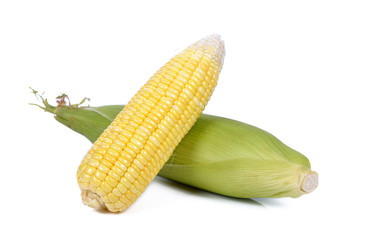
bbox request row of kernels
[116,154,132,169]
[89,175,101,192]
[166,85,181,100]
[143,143,155,158]
[141,118,156,133]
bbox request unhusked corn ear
[34,97,318,199]
[38,102,318,199]
[76,35,225,212]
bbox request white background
[1,0,365,239]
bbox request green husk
[32,91,318,198]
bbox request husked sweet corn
[76,35,225,212]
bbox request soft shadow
[92,177,284,214]
[251,198,287,208]
[155,176,264,207]
[95,206,116,214]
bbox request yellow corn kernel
[77,34,225,212]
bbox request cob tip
[300,171,318,193]
[190,34,225,69]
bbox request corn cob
[75,35,225,212]
[33,98,318,200]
